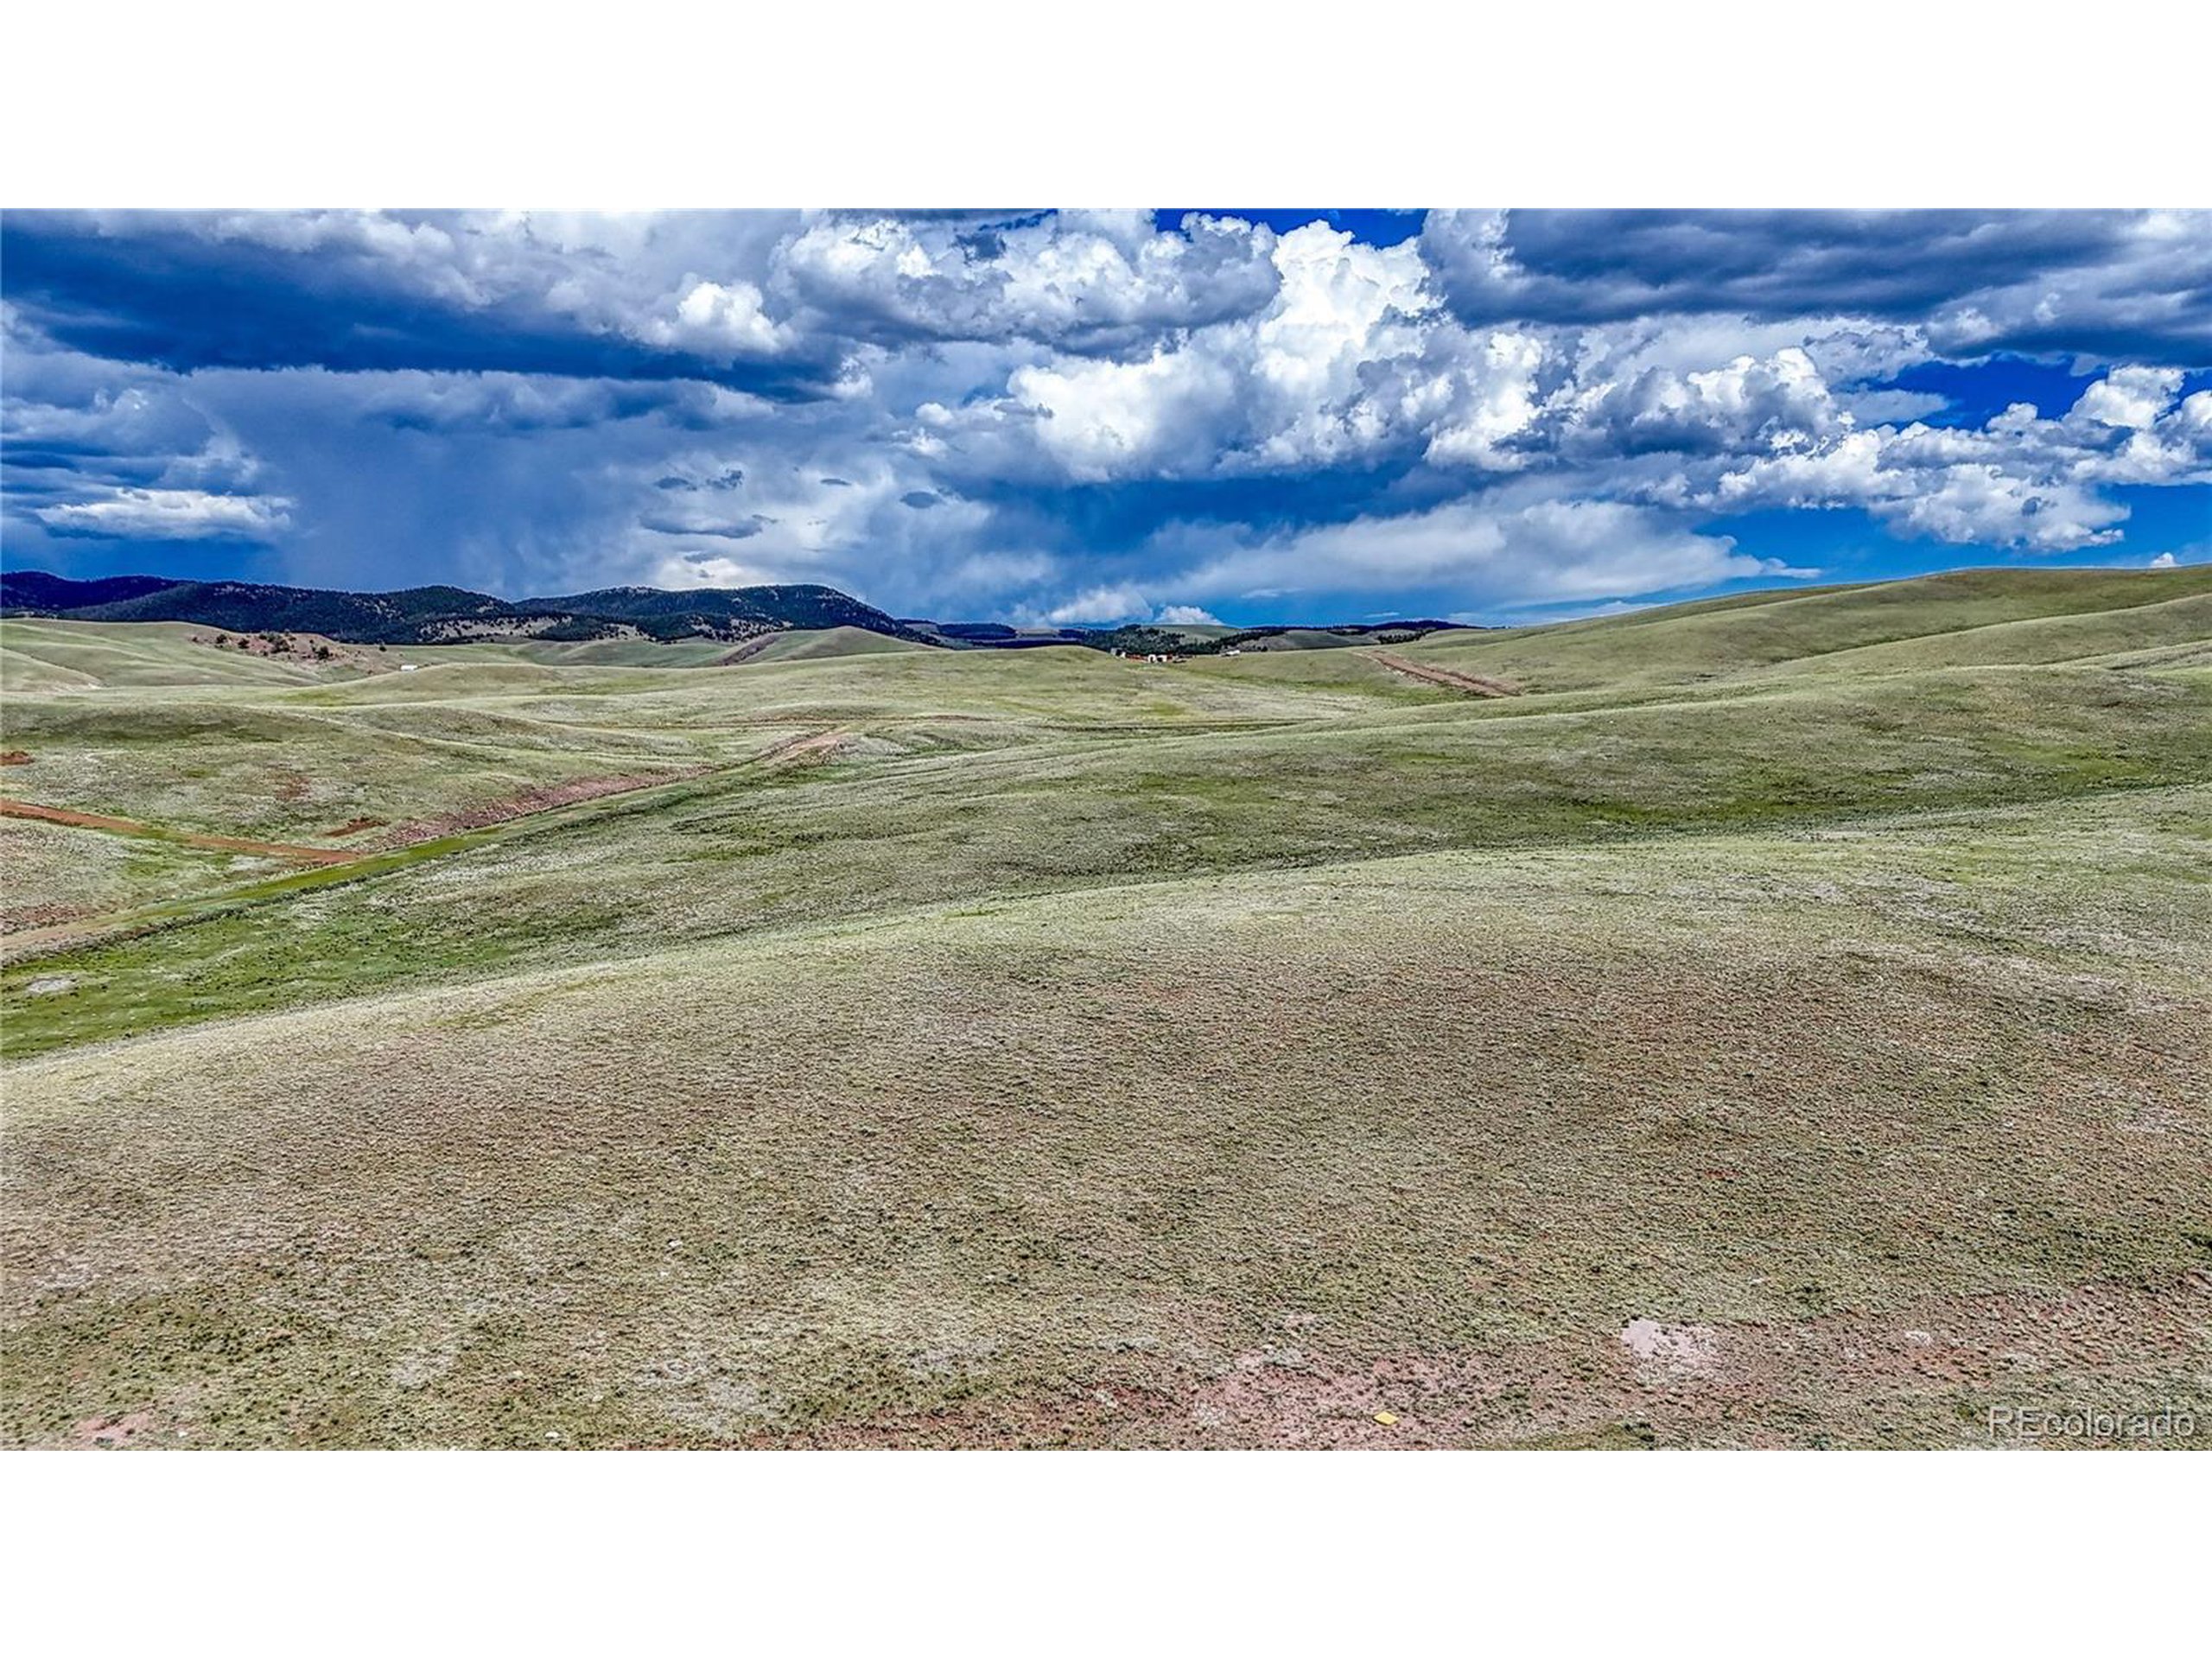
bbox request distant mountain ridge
[2,569,1480,652]
[0,570,927,646]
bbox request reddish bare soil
[321,817,388,838]
[0,899,98,933]
[73,1410,155,1448]
[0,798,354,863]
[1368,650,1519,697]
[0,751,30,766]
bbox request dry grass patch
[7,828,2206,1448]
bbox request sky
[3,208,2208,626]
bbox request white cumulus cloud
[37,488,294,541]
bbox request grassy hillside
[403,638,742,669]
[1234,626,1366,651]
[1407,565,2212,694]
[6,787,2205,1449]
[729,626,931,664]
[3,566,2208,1448]
[0,618,358,693]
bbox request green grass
[0,618,353,692]
[1232,626,1366,650]
[4,566,2209,1448]
[0,817,289,932]
[15,658,2207,1060]
[1409,564,2212,693]
[6,790,2206,1448]
[731,626,931,664]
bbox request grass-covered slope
[0,618,349,693]
[728,626,931,664]
[5,788,2205,1448]
[1407,565,2212,693]
[3,564,2209,1448]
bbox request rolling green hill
[726,626,931,664]
[0,618,358,692]
[1404,565,2212,693]
[3,565,2207,1449]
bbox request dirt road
[1366,651,1519,697]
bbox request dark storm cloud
[0,212,843,397]
[1423,209,2212,364]
[359,375,722,433]
[1430,210,2117,318]
[639,512,772,539]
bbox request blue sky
[3,209,2207,624]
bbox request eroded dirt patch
[1622,1319,1720,1379]
[756,728,852,766]
[73,1410,153,1448]
[377,769,709,847]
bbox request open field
[3,567,2209,1447]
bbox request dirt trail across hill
[756,728,851,766]
[375,769,710,849]
[0,798,355,864]
[1366,651,1519,698]
[1,727,855,963]
[715,637,779,665]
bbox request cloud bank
[4,209,2208,619]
